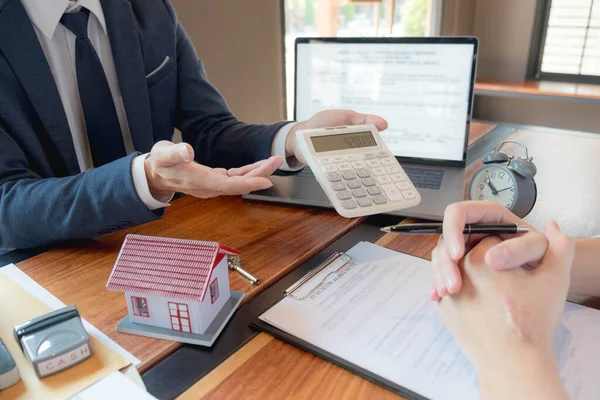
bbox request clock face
[470,166,517,209]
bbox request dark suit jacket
[0,0,288,249]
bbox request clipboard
[250,251,427,400]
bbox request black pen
[380,223,529,234]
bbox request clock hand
[496,186,513,193]
[486,180,499,195]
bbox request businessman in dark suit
[0,0,387,249]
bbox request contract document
[258,242,600,400]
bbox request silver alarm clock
[469,141,537,218]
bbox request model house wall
[125,292,203,334]
[198,258,231,333]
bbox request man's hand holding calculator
[145,110,389,202]
[286,110,389,165]
[294,119,421,218]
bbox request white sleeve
[272,122,304,171]
[131,154,174,210]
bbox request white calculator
[296,124,421,218]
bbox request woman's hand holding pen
[433,200,575,399]
[430,201,549,301]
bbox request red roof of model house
[106,234,239,302]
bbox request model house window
[530,0,600,83]
[168,302,191,333]
[282,0,442,118]
[131,296,149,317]
[210,278,219,304]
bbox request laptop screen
[295,38,478,165]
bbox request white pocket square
[146,56,171,79]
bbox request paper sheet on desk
[260,241,600,400]
[0,264,153,399]
[70,371,156,400]
[0,264,140,366]
[0,274,130,399]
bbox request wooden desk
[186,125,600,400]
[7,122,496,373]
[475,79,600,105]
[14,196,362,372]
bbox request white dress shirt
[21,0,300,211]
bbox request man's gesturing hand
[144,141,284,199]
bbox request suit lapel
[101,0,154,153]
[0,0,79,174]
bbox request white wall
[198,258,231,333]
[471,0,537,81]
[171,0,286,123]
[442,0,600,133]
[125,292,202,334]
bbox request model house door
[168,302,191,333]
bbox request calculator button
[337,162,352,171]
[345,155,358,161]
[372,195,388,204]
[352,161,366,169]
[367,186,382,195]
[336,190,352,200]
[363,153,376,160]
[357,197,373,207]
[326,172,342,182]
[331,181,346,191]
[322,165,337,173]
[356,168,371,178]
[332,156,345,163]
[396,181,412,190]
[391,173,406,182]
[386,166,400,174]
[366,159,381,168]
[377,175,392,184]
[372,167,386,176]
[342,170,357,180]
[341,199,357,209]
[352,188,368,198]
[319,158,332,165]
[382,184,405,202]
[380,158,395,166]
[403,189,417,199]
[361,177,377,187]
[347,179,361,189]
[376,151,388,158]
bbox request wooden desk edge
[177,333,275,400]
[475,80,600,104]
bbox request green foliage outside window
[341,4,356,23]
[401,0,427,36]
[304,0,316,26]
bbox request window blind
[540,0,600,76]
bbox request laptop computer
[245,37,478,220]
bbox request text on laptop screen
[296,42,475,162]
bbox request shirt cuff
[132,154,174,210]
[272,122,304,172]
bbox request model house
[106,234,238,335]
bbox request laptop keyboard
[299,166,444,190]
[402,167,444,190]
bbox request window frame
[168,302,191,333]
[528,0,600,84]
[131,296,150,317]
[280,0,444,118]
[210,278,220,304]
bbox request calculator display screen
[311,131,377,152]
